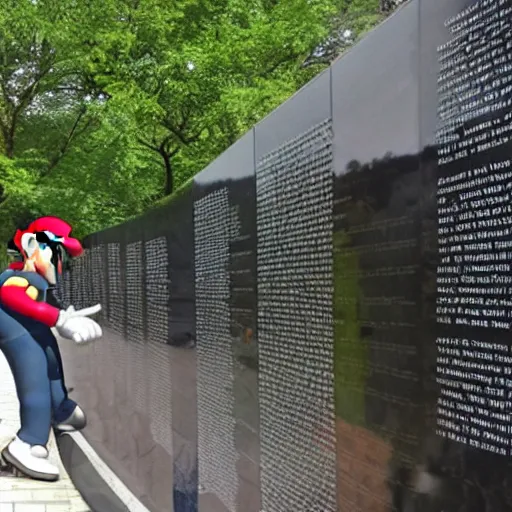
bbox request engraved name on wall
[194,188,238,512]
[435,0,512,455]
[256,119,336,512]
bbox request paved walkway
[0,352,90,512]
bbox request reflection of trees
[333,146,438,511]
[334,228,366,426]
[334,140,512,511]
[76,134,512,511]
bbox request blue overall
[0,269,77,446]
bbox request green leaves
[0,0,395,250]
[0,154,37,198]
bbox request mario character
[0,216,102,481]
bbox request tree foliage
[0,0,395,243]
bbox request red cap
[14,216,83,258]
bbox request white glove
[56,304,103,344]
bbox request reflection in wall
[334,148,422,511]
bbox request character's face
[21,231,69,285]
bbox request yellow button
[26,286,38,300]
[4,276,29,288]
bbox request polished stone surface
[56,0,512,510]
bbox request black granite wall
[56,1,512,510]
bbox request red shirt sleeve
[0,285,60,327]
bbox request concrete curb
[57,432,151,512]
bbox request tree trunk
[6,120,15,158]
[0,121,15,158]
[160,149,173,196]
[5,137,14,158]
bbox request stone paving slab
[0,352,90,512]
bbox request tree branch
[261,52,298,78]
[137,137,160,153]
[160,118,203,145]
[44,105,89,176]
[158,134,173,153]
[0,77,15,111]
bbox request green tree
[0,0,108,239]
[83,0,354,196]
[0,0,401,244]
